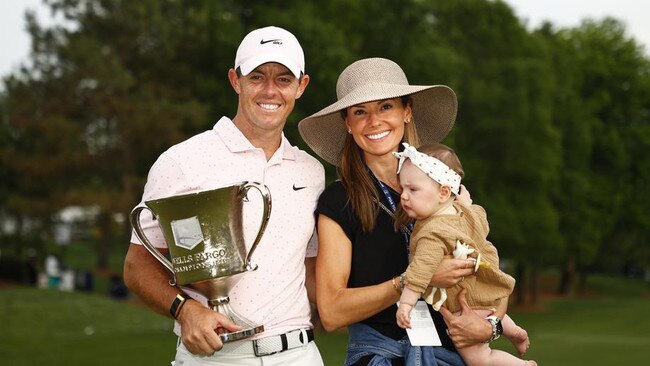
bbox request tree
[539,18,650,293]
[427,0,562,304]
[2,0,648,288]
[3,1,216,268]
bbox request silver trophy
[130,181,271,343]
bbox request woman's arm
[315,215,401,331]
[304,256,317,304]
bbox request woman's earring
[347,128,352,133]
[404,118,411,124]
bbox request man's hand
[177,300,243,355]
[438,289,492,349]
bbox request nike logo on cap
[260,39,282,44]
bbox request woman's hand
[439,289,492,349]
[430,255,475,288]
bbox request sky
[504,0,650,51]
[1,0,649,79]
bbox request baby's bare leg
[457,342,537,366]
[501,314,530,356]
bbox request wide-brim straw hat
[298,57,457,166]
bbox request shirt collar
[213,117,297,162]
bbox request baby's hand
[396,303,414,329]
[456,184,472,206]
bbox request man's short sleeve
[129,153,191,248]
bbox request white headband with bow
[393,143,461,195]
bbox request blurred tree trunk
[96,211,111,270]
[515,263,526,305]
[558,256,576,296]
[529,267,539,305]
[577,270,589,294]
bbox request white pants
[172,340,324,366]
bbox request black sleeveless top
[316,180,456,364]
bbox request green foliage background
[1,0,649,302]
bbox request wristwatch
[169,293,189,319]
[485,316,503,342]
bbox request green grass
[316,331,348,365]
[2,275,648,365]
[494,296,649,365]
[6,240,648,365]
[0,288,176,365]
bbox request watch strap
[170,293,189,319]
[485,315,502,341]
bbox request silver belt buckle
[252,339,268,357]
[252,336,283,357]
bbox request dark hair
[339,96,419,232]
[340,96,410,119]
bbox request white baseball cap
[234,26,305,79]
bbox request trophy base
[209,297,265,343]
[219,324,265,343]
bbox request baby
[393,142,536,366]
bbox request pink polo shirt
[131,117,325,338]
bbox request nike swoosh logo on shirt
[293,184,307,191]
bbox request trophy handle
[130,206,176,276]
[240,182,272,270]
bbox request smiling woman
[296,58,490,366]
[344,98,411,178]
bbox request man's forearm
[123,243,179,317]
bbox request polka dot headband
[393,142,461,195]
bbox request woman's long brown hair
[339,97,421,232]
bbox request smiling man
[124,26,325,366]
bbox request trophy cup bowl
[130,181,271,343]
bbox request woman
[298,58,502,366]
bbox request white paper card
[405,300,442,346]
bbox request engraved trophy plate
[171,217,204,250]
[130,181,271,343]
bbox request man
[124,26,325,365]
